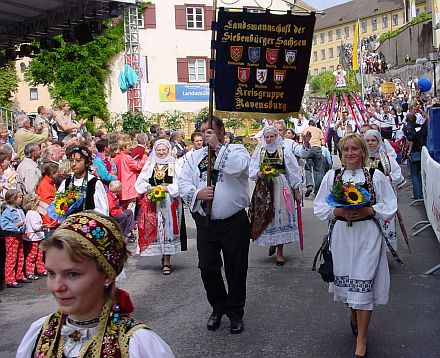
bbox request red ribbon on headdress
[115,288,134,314]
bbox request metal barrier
[0,106,18,132]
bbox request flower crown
[55,211,125,279]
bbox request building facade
[309,0,428,76]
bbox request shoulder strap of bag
[312,218,337,271]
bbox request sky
[304,0,351,10]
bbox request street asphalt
[0,165,439,357]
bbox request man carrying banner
[178,116,251,334]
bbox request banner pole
[206,0,218,224]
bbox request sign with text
[214,9,315,114]
[159,84,209,102]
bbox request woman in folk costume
[17,211,174,358]
[314,134,397,358]
[249,126,302,266]
[364,129,402,251]
[135,139,183,275]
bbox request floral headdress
[54,211,125,279]
[66,145,92,166]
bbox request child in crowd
[107,180,137,242]
[0,189,28,288]
[22,194,48,280]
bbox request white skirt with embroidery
[253,174,299,246]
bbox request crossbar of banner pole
[218,7,321,14]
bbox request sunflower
[55,198,69,215]
[262,165,275,175]
[152,187,164,198]
[344,186,364,204]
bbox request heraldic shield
[285,50,297,65]
[238,67,250,83]
[248,47,261,63]
[230,46,243,62]
[256,69,268,84]
[266,48,279,64]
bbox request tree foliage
[24,21,124,121]
[121,111,151,134]
[309,70,360,95]
[0,62,19,108]
[162,110,184,130]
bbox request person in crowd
[0,124,17,160]
[303,119,325,197]
[35,162,59,238]
[107,180,137,242]
[273,120,312,157]
[403,113,426,200]
[314,133,397,358]
[16,211,175,357]
[135,139,182,275]
[93,138,117,186]
[1,189,29,288]
[53,100,86,141]
[13,114,49,160]
[22,193,48,280]
[333,63,347,87]
[293,113,308,136]
[149,123,161,141]
[178,116,250,334]
[16,143,41,194]
[0,146,19,198]
[224,131,234,144]
[334,111,353,155]
[284,128,297,141]
[131,133,149,162]
[190,131,203,151]
[364,129,402,251]
[249,126,302,265]
[94,129,105,140]
[114,138,146,212]
[58,145,108,216]
[42,143,63,165]
[170,130,187,159]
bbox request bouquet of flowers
[260,163,280,182]
[326,179,371,209]
[148,186,167,203]
[47,189,84,222]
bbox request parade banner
[214,9,315,114]
[421,147,440,243]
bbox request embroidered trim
[334,275,374,293]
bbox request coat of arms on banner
[285,50,297,65]
[256,69,268,84]
[274,70,286,84]
[248,47,261,63]
[266,48,279,64]
[238,67,250,83]
[230,46,243,62]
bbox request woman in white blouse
[314,133,397,358]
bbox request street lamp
[429,47,439,97]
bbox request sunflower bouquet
[326,179,371,208]
[148,186,167,203]
[260,162,280,182]
[47,189,84,222]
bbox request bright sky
[304,0,351,11]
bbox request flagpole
[358,20,365,100]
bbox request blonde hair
[22,193,39,211]
[338,133,368,167]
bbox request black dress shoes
[230,318,244,334]
[268,246,276,256]
[207,312,223,330]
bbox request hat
[55,211,125,279]
[308,118,317,125]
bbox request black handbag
[312,219,336,283]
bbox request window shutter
[144,4,156,29]
[205,58,210,81]
[205,6,213,30]
[175,5,186,29]
[177,58,189,82]
[144,56,149,83]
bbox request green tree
[225,117,245,134]
[162,110,184,130]
[25,21,124,122]
[121,111,151,134]
[0,62,19,108]
[310,70,360,95]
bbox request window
[392,14,398,26]
[137,10,144,28]
[330,65,334,72]
[313,51,317,62]
[361,20,367,33]
[336,29,341,40]
[175,5,212,30]
[321,67,326,73]
[328,31,333,42]
[320,33,325,43]
[321,49,326,60]
[30,88,38,101]
[372,18,377,31]
[329,47,334,58]
[344,26,349,38]
[188,59,206,82]
[382,15,388,28]
[313,68,319,76]
[142,4,156,29]
[186,7,204,29]
[313,35,317,45]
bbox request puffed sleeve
[178,152,200,212]
[284,148,302,189]
[371,169,397,220]
[214,144,250,177]
[94,180,109,216]
[166,163,179,198]
[135,162,153,195]
[16,316,46,358]
[249,147,261,181]
[313,170,336,220]
[128,329,175,358]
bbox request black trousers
[193,210,250,320]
